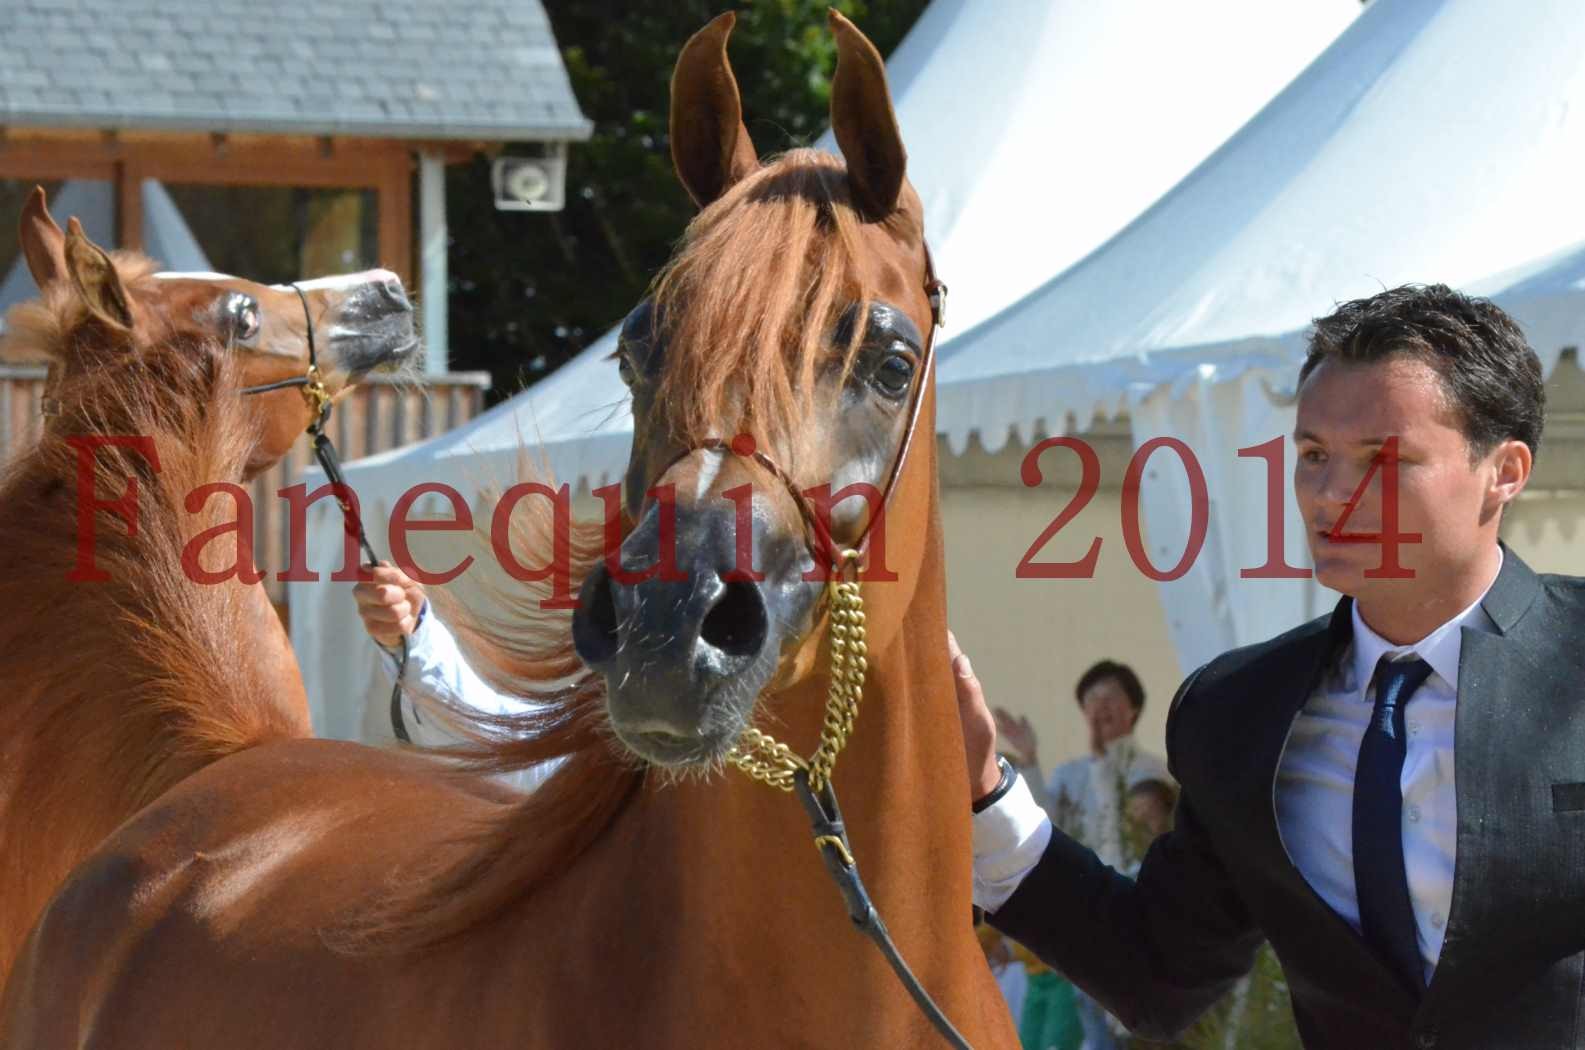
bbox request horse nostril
[572,565,620,666]
[699,579,768,658]
[382,277,412,310]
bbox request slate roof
[0,0,592,141]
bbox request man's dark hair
[1074,659,1145,713]
[1300,283,1545,459]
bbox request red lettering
[66,434,160,582]
[389,482,475,585]
[1331,436,1421,579]
[275,481,371,583]
[720,483,766,582]
[1015,437,1101,579]
[182,482,263,584]
[490,481,576,608]
[1239,436,1311,579]
[800,482,895,583]
[1122,437,1207,582]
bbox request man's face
[1079,677,1137,749]
[1293,355,1508,600]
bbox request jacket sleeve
[986,667,1262,1039]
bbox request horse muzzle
[572,503,815,767]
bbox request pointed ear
[670,11,760,209]
[828,9,906,221]
[64,217,134,331]
[19,186,67,290]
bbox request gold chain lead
[726,549,867,793]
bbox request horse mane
[334,147,893,952]
[0,257,303,814]
[653,147,886,455]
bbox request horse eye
[229,295,261,341]
[873,352,915,399]
[617,353,637,387]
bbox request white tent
[289,0,1357,737]
[306,0,1358,519]
[928,0,1585,673]
[936,0,1585,450]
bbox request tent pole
[419,150,448,375]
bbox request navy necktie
[1353,654,1435,993]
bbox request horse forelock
[330,150,939,957]
[649,147,910,456]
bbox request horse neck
[0,419,309,820]
[544,469,1000,1042]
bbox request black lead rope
[305,408,413,744]
[793,769,975,1050]
[240,284,414,744]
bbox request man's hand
[353,562,427,648]
[993,709,1040,771]
[949,630,1003,801]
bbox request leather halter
[646,246,946,578]
[238,285,415,743]
[631,248,971,1050]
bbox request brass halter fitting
[726,547,868,793]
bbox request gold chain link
[726,549,867,793]
[300,365,332,423]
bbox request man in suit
[955,283,1585,1049]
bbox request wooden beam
[114,158,144,252]
[377,149,414,286]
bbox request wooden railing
[0,364,491,606]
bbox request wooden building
[0,0,592,616]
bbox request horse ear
[670,11,760,209]
[828,9,906,222]
[64,217,133,332]
[19,186,67,290]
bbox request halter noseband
[239,285,414,743]
[648,248,946,578]
[238,283,332,424]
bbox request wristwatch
[971,754,1018,814]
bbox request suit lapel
[1418,549,1551,1022]
[1254,601,1425,1009]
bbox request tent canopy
[936,0,1585,453]
[325,0,1356,514]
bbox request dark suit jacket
[990,547,1585,1049]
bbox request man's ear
[1488,437,1533,516]
[64,217,134,331]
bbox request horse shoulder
[3,738,515,1047]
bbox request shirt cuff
[971,770,1052,913]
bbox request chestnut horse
[0,14,1017,1048]
[0,192,417,987]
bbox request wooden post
[377,149,414,286]
[114,157,144,252]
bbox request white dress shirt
[1273,552,1499,983]
[972,551,1502,988]
[376,603,562,793]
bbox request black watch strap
[971,755,1018,814]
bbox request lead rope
[240,285,414,744]
[720,276,971,1050]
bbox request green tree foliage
[445,1,931,401]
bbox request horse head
[572,11,941,770]
[9,187,418,477]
